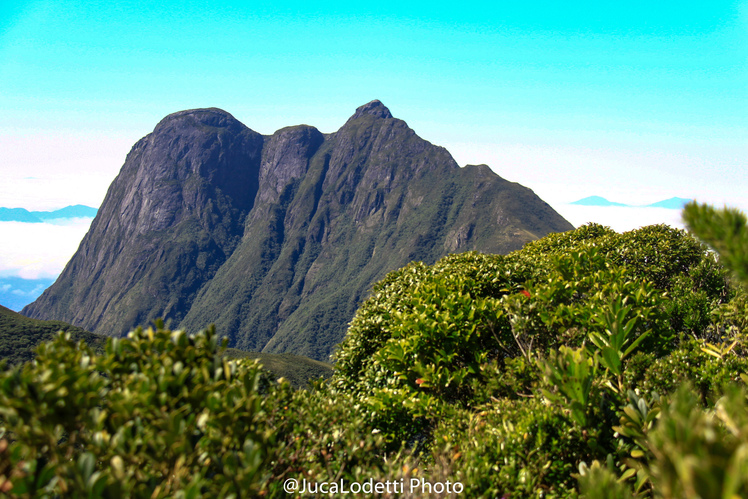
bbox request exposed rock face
[23,108,263,337]
[23,100,574,360]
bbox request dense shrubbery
[0,325,387,497]
[331,209,748,496]
[1,202,747,497]
[0,325,287,496]
[333,223,731,439]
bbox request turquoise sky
[1,0,746,212]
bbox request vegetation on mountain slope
[0,305,330,387]
[223,348,332,388]
[0,305,105,367]
[22,108,264,340]
[1,202,747,497]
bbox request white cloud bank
[0,219,93,279]
[551,204,686,233]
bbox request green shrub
[0,325,294,497]
[577,203,748,497]
[332,223,725,450]
[683,202,748,284]
[646,385,748,498]
[470,356,540,402]
[433,398,588,498]
[0,323,402,498]
[576,458,636,499]
[624,339,748,402]
[270,380,390,486]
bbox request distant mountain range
[570,196,692,209]
[22,100,573,361]
[0,205,98,223]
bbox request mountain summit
[23,102,573,360]
[348,99,393,120]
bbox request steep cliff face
[23,108,264,337]
[24,101,574,360]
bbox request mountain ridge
[0,205,97,223]
[570,196,692,209]
[23,100,574,360]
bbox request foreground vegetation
[0,307,332,389]
[1,202,747,497]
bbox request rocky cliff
[23,101,574,360]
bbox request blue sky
[1,0,746,209]
[0,1,747,308]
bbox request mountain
[645,197,692,209]
[0,207,44,223]
[223,349,332,388]
[36,204,99,220]
[0,205,98,223]
[570,196,628,207]
[570,196,693,210]
[23,100,574,361]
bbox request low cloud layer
[0,219,93,280]
[552,205,686,233]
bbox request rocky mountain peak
[23,103,574,361]
[347,100,393,121]
[153,107,244,134]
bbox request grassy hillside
[223,348,332,388]
[0,304,105,367]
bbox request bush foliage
[2,203,748,497]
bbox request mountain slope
[36,205,98,220]
[570,196,693,210]
[646,197,692,209]
[0,208,43,223]
[0,304,105,367]
[23,101,574,361]
[0,302,330,386]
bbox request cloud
[10,284,46,296]
[551,204,686,233]
[41,217,97,226]
[0,220,92,279]
[0,276,55,311]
